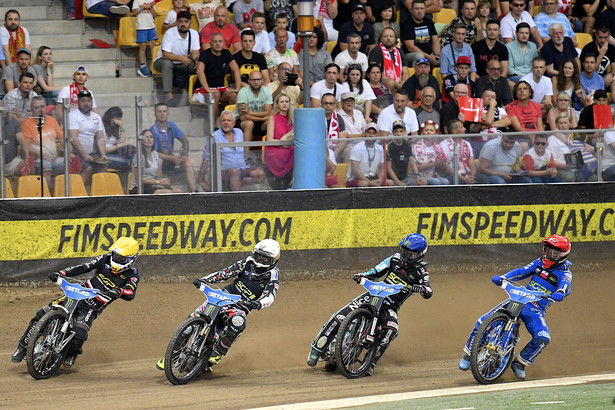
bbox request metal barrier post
[63,98,71,196]
[0,106,6,198]
[596,133,603,182]
[207,93,216,192]
[135,96,145,194]
[452,139,459,185]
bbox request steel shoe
[64,355,77,368]
[511,360,526,379]
[459,353,471,371]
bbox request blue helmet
[398,234,428,267]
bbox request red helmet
[541,235,571,268]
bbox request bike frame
[357,278,404,343]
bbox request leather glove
[101,289,120,300]
[245,300,262,310]
[193,278,203,288]
[551,291,564,302]
[352,274,364,284]
[48,271,62,282]
[491,275,504,286]
[420,286,433,299]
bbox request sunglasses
[534,142,547,146]
[416,58,429,64]
[512,3,525,7]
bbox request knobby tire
[164,316,210,385]
[26,310,69,380]
[334,308,377,379]
[470,311,515,384]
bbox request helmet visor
[253,252,274,267]
[112,252,131,265]
[401,247,421,261]
[544,246,562,259]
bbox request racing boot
[208,348,223,367]
[11,345,26,363]
[511,360,526,379]
[156,358,165,370]
[458,353,471,371]
[64,355,77,368]
[307,347,322,367]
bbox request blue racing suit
[463,258,572,366]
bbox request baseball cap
[17,47,31,56]
[77,90,92,99]
[392,119,406,130]
[594,89,608,100]
[365,122,379,132]
[177,10,192,20]
[73,65,88,74]
[456,56,471,66]
[353,4,367,13]
[413,58,430,68]
[341,92,355,101]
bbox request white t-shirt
[525,146,555,169]
[520,73,553,105]
[0,26,31,47]
[547,134,571,163]
[334,50,369,73]
[156,27,201,61]
[501,11,536,40]
[338,80,376,106]
[69,109,104,154]
[56,87,98,111]
[190,1,221,30]
[377,105,419,135]
[337,108,366,135]
[603,131,615,170]
[133,0,155,30]
[253,29,272,54]
[347,141,384,180]
[310,79,344,101]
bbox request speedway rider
[156,239,281,370]
[307,233,433,376]
[11,237,140,368]
[458,234,572,380]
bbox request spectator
[102,106,136,171]
[3,72,37,123]
[475,0,496,39]
[339,65,376,121]
[578,89,610,129]
[235,70,273,146]
[1,10,31,64]
[440,119,478,184]
[168,0,189,31]
[472,19,509,77]
[55,66,98,126]
[377,89,419,136]
[402,58,442,109]
[401,0,441,67]
[67,0,77,20]
[414,86,441,129]
[441,0,481,47]
[69,90,108,184]
[551,58,588,112]
[580,53,606,99]
[311,63,343,106]
[368,28,409,92]
[520,56,554,114]
[501,0,543,48]
[321,92,349,161]
[442,56,477,104]
[334,33,369,78]
[267,13,296,49]
[547,112,577,181]
[412,120,450,185]
[86,0,130,16]
[333,4,375,58]
[265,28,299,81]
[234,29,270,88]
[199,110,266,191]
[477,134,532,184]
[522,134,560,183]
[373,3,400,46]
[599,0,615,42]
[233,0,264,30]
[550,111,597,181]
[1,47,37,97]
[129,129,182,194]
[33,46,61,100]
[194,32,241,118]
[266,62,302,108]
[19,96,64,184]
[479,88,512,135]
[149,102,197,192]
[0,42,5,70]
[251,12,272,54]
[132,0,157,78]
[153,11,200,106]
[535,0,578,46]
[440,23,477,79]
[298,27,332,86]
[573,0,608,33]
[506,80,544,134]
[547,91,579,130]
[506,23,538,83]
[2,117,28,178]
[346,122,390,187]
[265,93,294,189]
[541,23,579,77]
[366,63,393,119]
[580,26,615,102]
[600,112,615,180]
[314,0,338,43]
[386,120,425,186]
[476,58,514,107]
[337,92,366,161]
[400,0,441,26]
[200,6,241,51]
[264,0,296,32]
[440,83,472,134]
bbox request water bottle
[115,64,120,78]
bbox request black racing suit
[309,253,432,367]
[198,258,279,357]
[17,254,140,358]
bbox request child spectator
[268,13,296,49]
[522,134,560,183]
[190,0,222,31]
[233,0,264,29]
[251,12,272,53]
[133,0,158,77]
[386,120,424,186]
[165,0,189,31]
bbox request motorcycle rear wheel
[470,311,515,384]
[334,308,377,379]
[165,316,211,385]
[26,310,69,380]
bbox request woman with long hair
[102,106,136,171]
[298,26,332,87]
[339,64,376,122]
[129,130,181,194]
[551,58,587,112]
[366,63,393,121]
[373,2,400,44]
[265,93,295,189]
[547,91,578,130]
[33,46,62,99]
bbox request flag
[593,105,613,129]
[458,97,483,123]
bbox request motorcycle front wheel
[26,310,69,380]
[470,311,516,384]
[334,308,377,379]
[164,316,211,385]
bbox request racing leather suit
[17,254,140,357]
[309,253,432,366]
[198,258,279,356]
[463,259,572,366]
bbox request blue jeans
[87,0,118,16]
[602,165,615,181]
[487,175,532,184]
[424,177,450,185]
[530,176,560,183]
[67,0,75,13]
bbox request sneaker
[11,346,26,363]
[208,350,222,366]
[64,355,77,368]
[307,348,320,367]
[137,66,151,78]
[109,5,130,15]
[155,357,165,370]
[458,353,471,371]
[67,11,76,20]
[511,360,526,380]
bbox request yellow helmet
[110,237,139,274]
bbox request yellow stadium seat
[91,172,125,196]
[188,75,200,104]
[432,66,443,90]
[192,14,199,31]
[154,0,173,16]
[576,33,593,50]
[334,163,349,188]
[127,172,133,194]
[152,45,162,75]
[54,174,89,197]
[117,17,140,76]
[224,104,236,113]
[432,8,456,25]
[407,67,415,78]
[154,15,165,44]
[327,41,337,54]
[3,178,14,198]
[82,1,111,35]
[17,175,51,198]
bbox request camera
[367,172,377,180]
[284,73,298,86]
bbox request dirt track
[1,269,614,409]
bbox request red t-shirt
[505,100,542,131]
[199,22,240,50]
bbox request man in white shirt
[0,10,31,64]
[520,56,553,115]
[337,92,366,161]
[250,12,272,54]
[334,33,369,80]
[377,89,419,136]
[346,122,391,187]
[310,63,344,106]
[501,0,544,48]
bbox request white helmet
[249,239,280,277]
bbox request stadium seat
[82,1,111,34]
[154,15,165,45]
[91,172,125,196]
[117,17,140,77]
[126,172,133,194]
[432,67,443,90]
[407,67,415,78]
[151,45,162,76]
[154,0,174,16]
[188,75,199,104]
[17,175,51,198]
[433,9,456,25]
[224,104,236,113]
[576,33,593,50]
[327,41,336,54]
[334,163,349,188]
[3,178,14,198]
[54,174,89,197]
